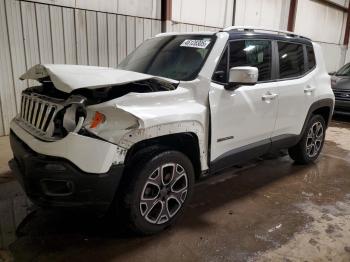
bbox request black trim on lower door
[270,134,299,151]
[210,138,271,174]
[209,134,299,175]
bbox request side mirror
[226,66,258,90]
[328,71,336,76]
[212,70,226,83]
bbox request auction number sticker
[180,39,211,49]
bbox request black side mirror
[213,70,226,83]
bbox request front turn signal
[90,111,106,128]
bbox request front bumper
[9,132,124,212]
[10,119,127,173]
[334,99,350,115]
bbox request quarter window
[306,45,316,70]
[278,42,305,79]
[229,40,272,81]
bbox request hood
[331,75,350,90]
[20,64,178,93]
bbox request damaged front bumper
[9,131,124,212]
[10,119,127,173]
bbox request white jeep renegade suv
[9,27,334,234]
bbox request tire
[288,114,326,164]
[120,149,195,235]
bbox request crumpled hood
[20,64,178,93]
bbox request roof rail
[222,26,310,40]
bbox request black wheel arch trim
[300,98,334,136]
[124,132,202,178]
[272,98,334,151]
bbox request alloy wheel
[140,163,188,225]
[306,121,324,158]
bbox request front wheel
[288,114,326,164]
[121,150,195,235]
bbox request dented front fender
[85,85,209,170]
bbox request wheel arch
[124,132,203,179]
[312,106,331,127]
[301,98,334,136]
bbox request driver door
[209,39,278,170]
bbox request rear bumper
[9,132,124,213]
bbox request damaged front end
[16,64,178,142]
[18,88,86,141]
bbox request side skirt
[208,134,299,176]
[209,139,271,175]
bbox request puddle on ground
[256,195,350,262]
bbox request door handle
[262,92,278,102]
[304,85,316,94]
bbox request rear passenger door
[272,41,316,139]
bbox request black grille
[333,89,350,101]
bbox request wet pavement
[1,116,350,261]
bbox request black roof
[225,30,313,45]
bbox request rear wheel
[288,114,326,164]
[121,150,195,235]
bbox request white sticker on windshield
[180,39,211,49]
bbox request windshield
[336,63,350,77]
[118,35,216,81]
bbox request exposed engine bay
[18,73,178,141]
[27,77,177,104]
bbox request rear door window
[278,42,305,79]
[229,40,272,82]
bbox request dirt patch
[256,195,350,261]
